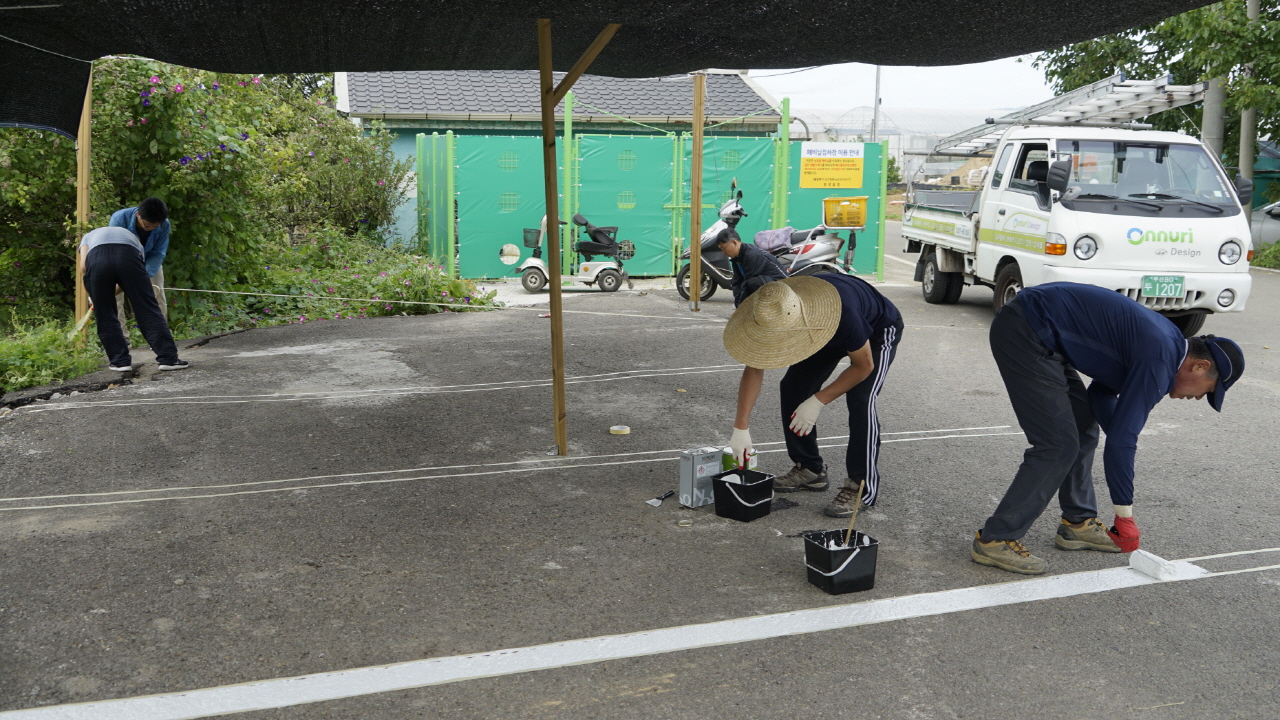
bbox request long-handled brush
[842,478,867,547]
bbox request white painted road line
[5,555,1257,720]
[17,368,744,413]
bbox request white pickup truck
[903,126,1254,336]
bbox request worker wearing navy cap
[972,282,1245,575]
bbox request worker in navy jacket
[972,282,1244,575]
[714,229,786,307]
[108,197,171,336]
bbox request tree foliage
[1,59,413,327]
[1033,0,1280,169]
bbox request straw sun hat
[722,276,841,369]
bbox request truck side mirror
[1046,159,1073,193]
[1234,175,1254,207]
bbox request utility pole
[1202,78,1226,160]
[869,65,881,143]
[1239,0,1260,197]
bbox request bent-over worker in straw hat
[972,282,1245,575]
[723,274,903,518]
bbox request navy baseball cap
[1202,336,1245,412]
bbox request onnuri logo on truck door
[981,213,1048,252]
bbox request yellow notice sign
[799,142,865,189]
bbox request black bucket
[711,468,774,523]
[802,529,879,594]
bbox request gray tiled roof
[346,71,777,121]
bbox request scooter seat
[577,240,617,256]
[790,228,819,244]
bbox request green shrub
[1253,241,1280,269]
[163,227,498,338]
[0,322,101,394]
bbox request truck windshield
[1055,140,1239,217]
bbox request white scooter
[516,214,635,293]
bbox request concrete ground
[2,223,1278,719]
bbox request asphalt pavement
[1,223,1277,719]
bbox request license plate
[1141,275,1184,298]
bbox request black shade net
[1,0,1213,138]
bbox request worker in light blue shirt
[108,197,170,336]
[971,282,1244,575]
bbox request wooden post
[73,68,93,336]
[536,20,619,456]
[689,72,706,312]
[538,19,569,456]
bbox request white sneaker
[109,365,133,372]
[158,360,189,371]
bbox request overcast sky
[748,56,1057,114]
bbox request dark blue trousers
[779,317,903,506]
[83,244,179,367]
[981,300,1099,540]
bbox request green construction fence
[417,106,886,281]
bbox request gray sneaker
[772,463,829,493]
[823,483,863,518]
[971,532,1047,575]
[1054,518,1121,552]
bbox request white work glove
[729,427,753,468]
[789,394,826,436]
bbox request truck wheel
[992,263,1023,312]
[1168,313,1206,337]
[676,264,716,301]
[921,253,962,305]
[597,269,622,292]
[521,267,547,293]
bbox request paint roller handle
[729,427,753,469]
[1107,516,1140,553]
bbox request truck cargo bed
[906,189,981,215]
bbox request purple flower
[299,315,306,322]
[212,82,220,90]
[377,180,385,186]
[140,118,147,124]
[12,262,20,268]
[344,158,350,163]
[308,151,314,157]
[140,90,150,98]
[174,84,184,93]
[150,75,160,84]
[241,132,249,140]
[327,287,335,293]
[143,99,150,106]
[219,144,227,151]
[180,156,190,165]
